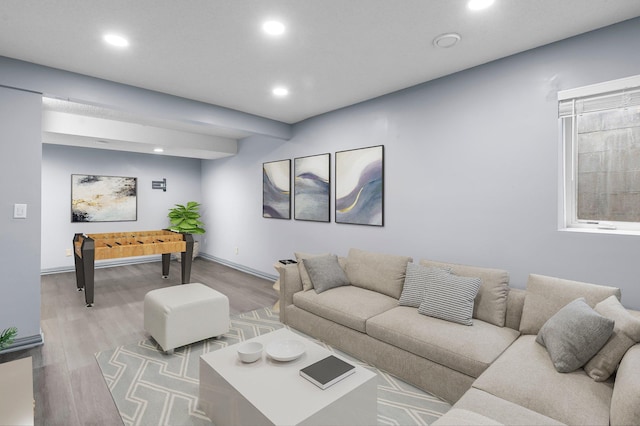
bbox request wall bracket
[152,178,167,192]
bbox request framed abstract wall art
[263,159,291,219]
[71,174,137,222]
[294,153,330,222]
[335,145,384,226]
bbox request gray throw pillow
[295,252,330,291]
[417,268,481,326]
[536,298,615,373]
[303,254,350,294]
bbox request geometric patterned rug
[96,307,450,426]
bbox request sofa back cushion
[345,248,412,299]
[505,288,526,331]
[584,296,640,381]
[420,260,509,327]
[519,274,621,335]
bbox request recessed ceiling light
[272,87,289,97]
[433,33,461,48]
[153,148,164,153]
[103,33,129,47]
[468,0,495,10]
[262,21,285,36]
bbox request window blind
[559,86,640,118]
[558,74,640,118]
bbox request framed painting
[294,153,330,222]
[335,145,384,226]
[71,174,137,222]
[263,159,291,219]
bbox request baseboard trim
[0,331,44,355]
[41,255,164,275]
[41,254,278,282]
[199,253,277,281]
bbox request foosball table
[73,230,194,306]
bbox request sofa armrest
[505,288,526,331]
[278,263,303,324]
[611,343,640,426]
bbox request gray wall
[41,144,203,272]
[201,18,640,310]
[0,87,42,342]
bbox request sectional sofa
[277,248,640,425]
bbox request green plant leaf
[167,201,205,234]
[0,327,18,349]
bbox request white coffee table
[199,328,377,425]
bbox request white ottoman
[144,283,229,354]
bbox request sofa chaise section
[472,335,614,425]
[436,273,640,425]
[432,387,564,426]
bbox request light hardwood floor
[0,258,278,426]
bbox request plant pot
[175,241,199,262]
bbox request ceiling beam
[1,56,292,141]
[42,110,237,160]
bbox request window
[559,75,640,234]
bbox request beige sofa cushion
[432,408,504,426]
[585,296,640,381]
[610,344,640,426]
[346,248,412,299]
[505,288,526,331]
[519,274,621,335]
[435,388,564,426]
[420,260,509,327]
[366,306,519,378]
[293,285,397,333]
[472,335,613,426]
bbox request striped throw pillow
[399,263,449,307]
[418,269,481,326]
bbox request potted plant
[168,201,205,260]
[0,327,17,351]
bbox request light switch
[13,204,27,219]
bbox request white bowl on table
[266,339,306,362]
[237,341,263,363]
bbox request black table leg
[181,234,194,284]
[73,234,84,291]
[80,238,95,307]
[162,253,171,278]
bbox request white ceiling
[2,0,640,157]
